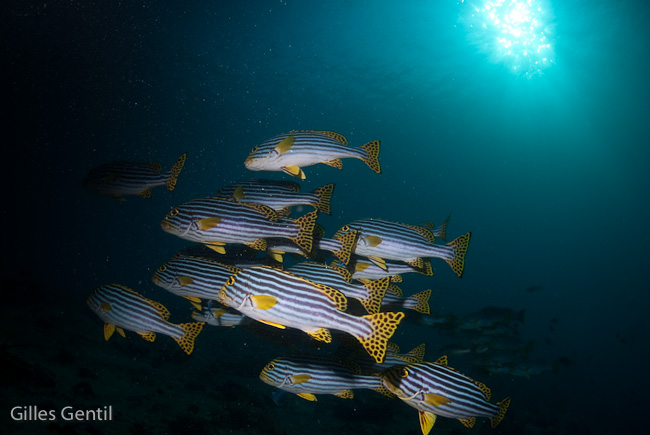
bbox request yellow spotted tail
[490,397,511,428]
[444,232,471,278]
[356,311,404,363]
[311,183,335,215]
[360,140,381,174]
[165,153,187,191]
[173,321,205,355]
[290,210,319,253]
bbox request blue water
[6,1,649,434]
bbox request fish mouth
[161,219,174,232]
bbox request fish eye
[341,225,350,232]
[400,368,409,378]
[267,363,275,371]
[250,146,258,153]
[158,265,167,272]
[226,276,236,286]
[169,208,179,217]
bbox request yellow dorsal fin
[250,295,278,310]
[290,374,312,384]
[405,223,436,243]
[198,217,222,230]
[245,203,278,221]
[386,341,401,354]
[314,282,347,311]
[275,135,295,155]
[143,297,171,320]
[310,130,348,145]
[407,343,427,362]
[434,355,448,366]
[104,323,115,341]
[146,162,162,173]
[390,275,403,283]
[404,257,425,269]
[297,393,317,401]
[419,411,437,435]
[474,380,492,401]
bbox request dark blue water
[6,1,649,434]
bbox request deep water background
[5,0,649,434]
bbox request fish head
[151,263,177,289]
[217,274,240,306]
[380,364,413,398]
[244,144,271,171]
[160,205,197,238]
[259,358,282,386]
[86,287,111,321]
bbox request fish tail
[436,214,451,241]
[173,321,205,355]
[290,210,319,253]
[311,183,335,214]
[357,312,404,363]
[360,277,390,314]
[332,229,358,265]
[407,289,432,314]
[490,397,511,428]
[444,232,471,278]
[360,140,381,174]
[165,153,187,191]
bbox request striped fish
[335,219,471,278]
[287,262,389,314]
[381,357,510,435]
[86,284,204,355]
[244,130,381,179]
[259,355,389,401]
[161,196,318,254]
[83,153,186,200]
[378,287,432,314]
[421,214,451,241]
[349,256,433,280]
[152,255,240,304]
[191,305,252,327]
[218,266,404,363]
[217,179,336,215]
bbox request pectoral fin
[423,393,451,407]
[250,295,278,310]
[198,217,222,230]
[290,374,312,384]
[275,135,295,155]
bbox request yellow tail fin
[165,153,187,191]
[332,229,358,265]
[173,321,205,355]
[444,232,471,278]
[360,277,390,314]
[407,289,432,314]
[357,311,404,363]
[291,210,319,253]
[360,140,381,174]
[311,183,335,215]
[490,397,511,428]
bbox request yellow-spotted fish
[218,266,404,363]
[244,130,381,179]
[259,355,391,401]
[83,153,186,200]
[86,284,204,355]
[161,196,318,254]
[381,357,510,435]
[335,219,471,278]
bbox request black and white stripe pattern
[86,284,184,339]
[218,266,373,339]
[245,131,367,172]
[161,196,317,252]
[216,179,335,214]
[260,355,382,399]
[152,255,239,302]
[382,361,500,420]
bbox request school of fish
[84,130,509,434]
